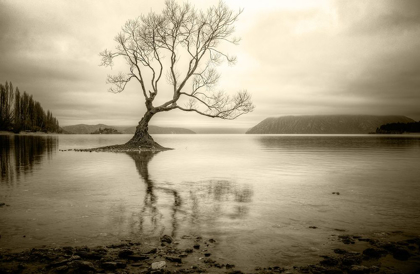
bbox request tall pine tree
[1,81,60,133]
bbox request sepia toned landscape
[1,1,420,273]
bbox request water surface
[1,134,420,268]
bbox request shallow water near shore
[1,134,420,270]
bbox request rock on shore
[0,233,419,273]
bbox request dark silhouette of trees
[376,121,420,134]
[0,81,60,133]
[91,127,122,134]
[0,82,14,130]
[100,0,254,149]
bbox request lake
[1,134,420,269]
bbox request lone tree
[100,0,254,150]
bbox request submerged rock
[338,235,356,245]
[320,256,339,266]
[226,263,235,269]
[184,248,193,253]
[118,249,134,258]
[161,235,173,244]
[333,248,348,255]
[348,265,370,274]
[362,248,387,259]
[49,259,70,267]
[341,254,362,266]
[54,265,68,273]
[101,262,117,270]
[78,251,103,260]
[145,247,158,254]
[392,248,411,261]
[128,255,149,261]
[151,261,166,270]
[67,260,96,271]
[165,255,182,263]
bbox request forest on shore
[376,121,420,134]
[0,81,60,133]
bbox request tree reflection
[125,151,182,238]
[187,180,253,222]
[126,151,254,238]
[0,136,14,185]
[0,135,57,186]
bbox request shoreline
[1,232,419,273]
[0,130,57,135]
[3,131,420,137]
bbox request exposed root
[68,143,173,153]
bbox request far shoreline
[2,130,420,136]
[0,130,56,135]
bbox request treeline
[0,81,60,133]
[376,121,420,134]
[91,128,121,134]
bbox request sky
[1,0,420,131]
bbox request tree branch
[100,0,252,120]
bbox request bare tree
[100,0,254,149]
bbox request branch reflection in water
[125,151,182,238]
[124,151,253,240]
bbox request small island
[376,121,420,134]
[90,127,122,134]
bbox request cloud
[0,1,154,124]
[1,0,419,130]
[334,0,420,36]
[230,1,420,121]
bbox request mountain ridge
[246,115,415,134]
[62,124,196,134]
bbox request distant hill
[62,124,195,134]
[246,115,415,134]
[91,128,122,134]
[191,127,248,134]
[122,125,196,134]
[62,124,109,134]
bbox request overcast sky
[1,0,420,130]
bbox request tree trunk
[125,111,166,149]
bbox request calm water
[1,134,420,268]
